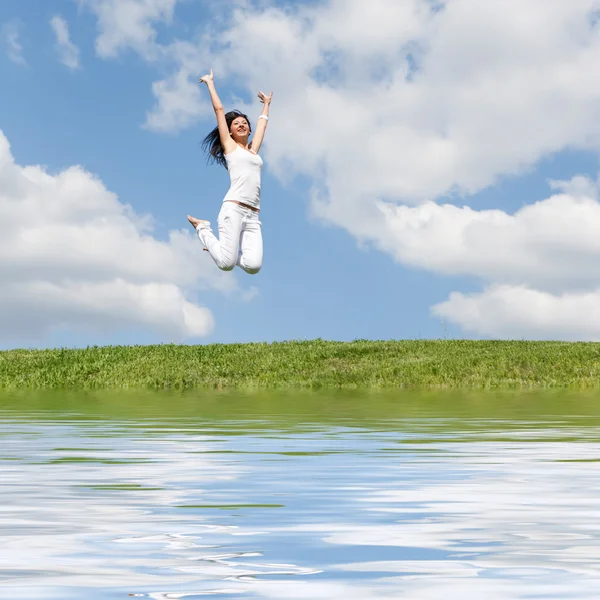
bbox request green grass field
[2,339,600,389]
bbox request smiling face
[230,116,250,143]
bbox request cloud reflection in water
[2,417,600,599]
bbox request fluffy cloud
[78,0,176,60]
[80,0,600,202]
[371,175,600,339]
[1,20,27,66]
[372,177,600,292]
[198,0,600,205]
[433,285,600,341]
[0,129,238,343]
[50,16,80,70]
[86,0,600,339]
[145,67,210,133]
[77,0,210,132]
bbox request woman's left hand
[257,91,273,105]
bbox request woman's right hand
[199,69,213,84]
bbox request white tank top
[223,145,263,208]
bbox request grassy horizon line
[1,338,600,389]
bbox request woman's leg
[237,211,263,275]
[197,203,244,271]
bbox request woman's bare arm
[250,91,272,154]
[199,69,236,154]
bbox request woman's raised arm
[250,91,273,154]
[199,69,236,154]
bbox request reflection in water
[1,390,600,599]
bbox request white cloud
[145,68,210,133]
[201,0,600,205]
[0,129,239,343]
[79,0,600,204]
[78,0,205,130]
[50,15,81,70]
[372,176,600,292]
[78,0,176,60]
[433,286,600,341]
[1,20,27,66]
[84,0,600,339]
[366,175,600,339]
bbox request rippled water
[2,389,600,599]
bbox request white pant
[197,201,263,274]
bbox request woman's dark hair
[201,110,252,168]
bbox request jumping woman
[187,69,272,275]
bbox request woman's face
[230,117,250,141]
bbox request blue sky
[1,0,600,349]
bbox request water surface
[2,389,600,599]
